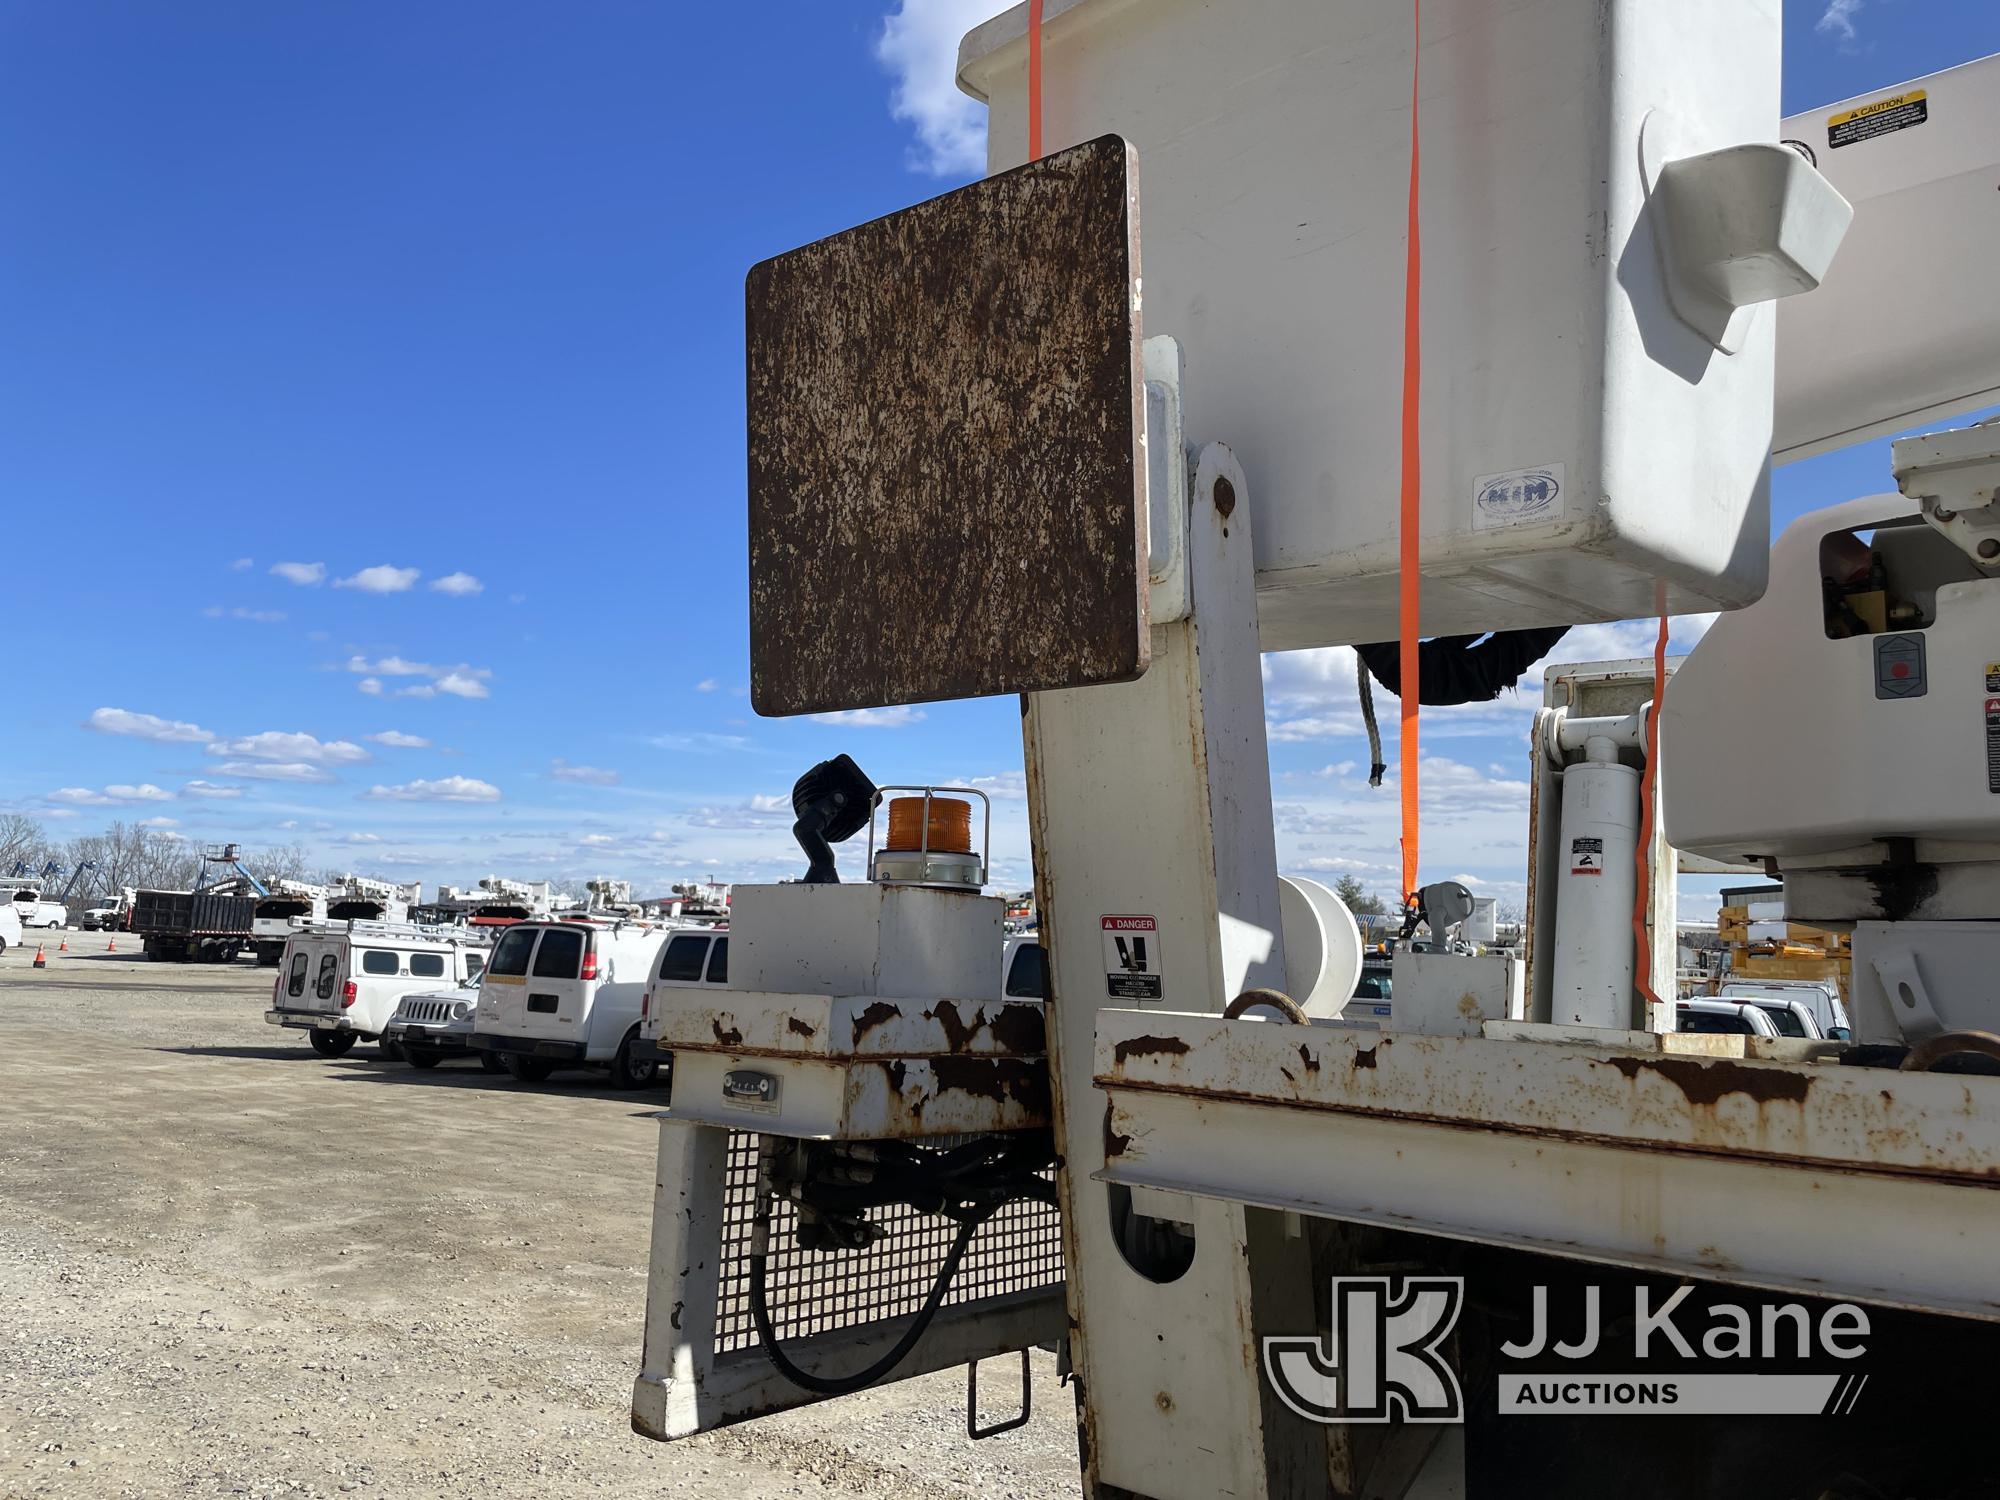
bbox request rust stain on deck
[1607,1054,1814,1108]
[1112,1035,1190,1067]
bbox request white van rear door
[282,938,347,1016]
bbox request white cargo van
[469,919,671,1086]
[636,927,732,1054]
[8,887,67,930]
[0,902,20,955]
[264,921,488,1058]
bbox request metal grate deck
[712,1131,1065,1354]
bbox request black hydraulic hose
[749,1209,989,1396]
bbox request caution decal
[1828,89,1926,149]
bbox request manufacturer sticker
[1828,89,1926,149]
[1985,662,2000,693]
[1102,914,1163,1001]
[1473,464,1564,531]
[1569,836,1604,877]
[1873,633,1926,699]
[722,1069,781,1113]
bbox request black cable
[1357,651,1386,786]
[749,1209,990,1396]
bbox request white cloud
[335,564,421,593]
[210,761,338,784]
[964,769,1027,800]
[650,731,754,753]
[696,678,719,693]
[433,671,489,699]
[342,832,385,844]
[137,816,179,828]
[808,705,927,727]
[87,707,213,744]
[105,783,172,802]
[270,561,326,586]
[364,776,502,803]
[348,654,433,676]
[230,557,253,571]
[430,571,484,596]
[368,730,431,748]
[181,780,245,799]
[345,655,492,700]
[579,833,619,848]
[207,730,370,765]
[551,760,619,786]
[685,800,794,831]
[1816,0,1861,43]
[875,0,1008,175]
[47,788,116,806]
[205,605,286,623]
[276,819,299,830]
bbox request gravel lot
[0,943,1082,1500]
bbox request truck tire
[307,1031,356,1058]
[610,1028,660,1090]
[378,1037,403,1062]
[478,1052,506,1075]
[502,1054,555,1083]
[404,1048,442,1070]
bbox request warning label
[1828,89,1927,149]
[1987,699,2000,794]
[1986,662,2000,694]
[1570,836,1604,877]
[1102,914,1163,1002]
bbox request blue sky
[3,0,1994,908]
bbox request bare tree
[0,813,49,876]
[244,842,313,886]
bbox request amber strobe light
[885,796,973,855]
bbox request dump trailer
[131,888,257,963]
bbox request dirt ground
[0,943,1082,1500]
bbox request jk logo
[1263,1277,1465,1424]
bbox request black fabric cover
[1355,627,1570,706]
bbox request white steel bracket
[1023,440,1323,1499]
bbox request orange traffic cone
[107,936,117,952]
[32,944,47,969]
[57,936,68,953]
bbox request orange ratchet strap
[1397,0,1423,902]
[1027,0,1045,160]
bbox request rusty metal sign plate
[746,134,1146,716]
